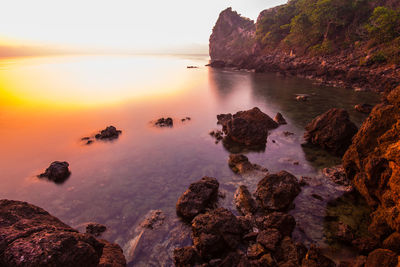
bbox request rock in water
[176,177,219,221]
[0,199,126,267]
[274,112,287,125]
[155,117,173,127]
[38,161,70,183]
[95,125,122,140]
[354,103,373,114]
[228,154,254,173]
[217,107,278,146]
[304,108,358,156]
[255,171,301,212]
[323,165,350,186]
[86,223,107,237]
[234,185,257,215]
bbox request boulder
[155,117,173,127]
[256,228,282,252]
[0,199,125,267]
[274,112,287,125]
[255,171,301,212]
[382,232,400,254]
[366,249,398,267]
[86,223,107,237]
[256,212,296,237]
[95,125,122,140]
[234,185,257,215]
[176,177,219,221]
[304,108,358,156]
[38,161,70,183]
[275,236,307,266]
[355,104,374,114]
[228,154,267,173]
[322,165,350,186]
[173,246,200,267]
[217,107,278,146]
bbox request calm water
[0,55,378,264]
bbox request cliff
[209,1,400,92]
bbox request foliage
[366,6,400,44]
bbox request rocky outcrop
[228,154,267,174]
[217,107,278,146]
[209,8,257,68]
[38,161,71,183]
[0,199,126,267]
[95,126,122,140]
[155,117,173,127]
[343,86,400,240]
[86,223,107,237]
[304,108,358,156]
[274,112,287,125]
[176,177,219,221]
[355,103,374,114]
[234,185,257,215]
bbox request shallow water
[0,55,379,264]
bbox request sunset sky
[0,0,286,54]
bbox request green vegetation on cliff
[256,0,400,61]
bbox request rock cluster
[38,161,71,183]
[304,108,358,156]
[217,107,278,146]
[95,125,122,140]
[0,199,126,267]
[155,117,173,127]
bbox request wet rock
[256,212,296,237]
[228,154,267,173]
[352,237,380,254]
[255,171,301,212]
[247,243,266,259]
[95,125,122,140]
[301,244,335,267]
[332,222,355,244]
[173,246,200,267]
[38,161,71,183]
[139,209,165,229]
[176,177,219,221]
[191,208,244,259]
[355,104,373,114]
[299,176,311,186]
[382,232,400,254]
[275,236,307,266]
[209,129,224,141]
[98,239,127,267]
[217,107,278,146]
[304,108,358,156]
[155,117,173,127]
[234,185,257,215]
[274,112,287,125]
[366,249,398,267]
[86,223,107,237]
[323,165,350,186]
[256,228,282,252]
[0,199,125,267]
[187,66,198,69]
[296,95,309,101]
[207,60,226,68]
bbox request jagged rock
[173,246,200,267]
[86,223,107,237]
[275,236,307,266]
[366,249,398,267]
[304,108,358,156]
[274,112,287,125]
[176,177,219,221]
[256,212,296,237]
[95,125,122,140]
[98,240,127,267]
[343,86,400,236]
[38,161,70,183]
[0,199,125,267]
[382,232,400,254]
[323,165,350,186]
[234,185,257,215]
[155,117,173,127]
[139,209,165,229]
[256,228,282,252]
[191,208,244,260]
[301,244,335,267]
[255,171,301,212]
[355,104,373,114]
[217,107,278,146]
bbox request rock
[217,107,278,146]
[382,232,400,254]
[228,154,263,173]
[95,125,122,140]
[86,223,107,237]
[234,185,257,215]
[255,171,301,212]
[296,95,309,101]
[256,212,296,237]
[304,108,358,156]
[275,236,307,266]
[0,199,125,267]
[352,237,379,254]
[366,249,398,267]
[333,222,355,244]
[274,112,287,125]
[38,161,70,183]
[191,208,244,259]
[343,86,400,237]
[98,239,127,267]
[301,244,335,267]
[139,209,165,229]
[256,228,282,252]
[176,177,219,221]
[187,66,199,69]
[247,243,266,259]
[155,117,173,127]
[207,60,226,68]
[355,104,374,114]
[323,165,350,185]
[173,246,200,267]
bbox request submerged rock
[217,107,278,146]
[255,171,301,212]
[274,112,287,125]
[354,103,373,114]
[86,223,107,237]
[95,125,122,140]
[304,108,358,156]
[155,117,173,127]
[234,185,257,215]
[38,161,70,183]
[228,154,267,173]
[0,199,126,267]
[176,177,219,221]
[323,165,350,186]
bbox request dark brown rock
[255,171,301,212]
[155,117,173,127]
[304,108,358,156]
[98,239,127,267]
[256,228,282,252]
[173,246,200,267]
[228,154,254,173]
[86,223,107,237]
[276,237,307,266]
[274,112,287,125]
[323,165,350,186]
[176,177,219,221]
[95,125,122,140]
[366,249,398,267]
[355,104,374,114]
[38,161,71,183]
[301,244,335,267]
[0,199,125,267]
[256,212,296,237]
[352,237,380,254]
[217,107,278,146]
[382,232,400,254]
[234,185,257,215]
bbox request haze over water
[0,55,378,264]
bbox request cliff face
[209,8,257,67]
[343,86,400,239]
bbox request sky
[0,0,286,54]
